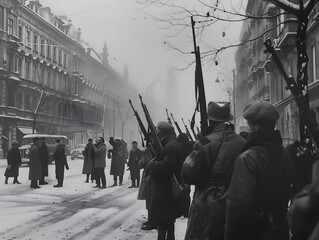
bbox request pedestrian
[82,138,94,183]
[29,137,42,189]
[226,101,296,240]
[93,137,107,189]
[53,139,69,188]
[127,141,142,188]
[183,102,246,240]
[39,137,49,185]
[146,121,184,240]
[4,140,22,184]
[138,145,157,231]
[109,137,127,186]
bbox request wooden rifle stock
[129,99,148,140]
[182,118,194,141]
[188,119,198,139]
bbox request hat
[12,140,18,145]
[243,101,279,125]
[207,102,233,122]
[157,121,175,135]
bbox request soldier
[82,138,94,183]
[146,121,183,240]
[4,141,22,184]
[183,102,246,240]
[39,137,49,185]
[93,137,107,189]
[226,101,296,240]
[29,137,42,189]
[53,139,69,188]
[127,141,142,188]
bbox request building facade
[0,0,137,157]
[235,0,319,145]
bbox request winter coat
[146,135,184,222]
[184,123,246,240]
[226,130,296,240]
[29,144,42,180]
[82,143,94,174]
[128,148,142,179]
[39,143,49,177]
[4,147,21,177]
[109,138,126,176]
[93,143,106,168]
[53,144,68,180]
[137,148,153,201]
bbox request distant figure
[53,139,69,188]
[82,139,94,183]
[127,141,142,188]
[109,137,127,186]
[39,137,49,185]
[93,137,107,189]
[4,141,22,184]
[29,137,42,189]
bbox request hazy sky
[40,0,247,121]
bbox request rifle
[129,99,148,144]
[139,95,163,155]
[170,113,183,135]
[166,108,172,125]
[188,119,197,140]
[182,118,194,141]
[190,16,208,134]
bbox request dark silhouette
[53,139,69,188]
[4,141,21,184]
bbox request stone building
[0,0,137,157]
[235,0,319,145]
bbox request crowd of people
[2,100,318,240]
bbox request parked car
[20,134,69,165]
[70,148,85,160]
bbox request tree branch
[305,0,319,15]
[270,0,300,15]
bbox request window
[53,46,57,61]
[47,42,51,59]
[33,35,38,52]
[64,53,67,68]
[25,94,31,110]
[40,38,45,55]
[25,60,30,80]
[8,48,15,72]
[313,44,317,82]
[0,7,4,30]
[47,69,51,87]
[18,25,23,41]
[58,49,62,65]
[7,18,14,35]
[33,63,38,81]
[25,29,31,47]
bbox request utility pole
[102,96,107,138]
[113,97,115,137]
[232,68,236,131]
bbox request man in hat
[127,141,142,188]
[226,101,296,240]
[53,139,69,187]
[39,137,49,185]
[146,121,183,240]
[82,138,94,183]
[183,101,246,240]
[29,137,42,189]
[4,140,22,184]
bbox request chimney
[76,28,82,42]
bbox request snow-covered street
[0,158,187,240]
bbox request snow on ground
[0,157,188,240]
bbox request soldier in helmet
[226,101,296,240]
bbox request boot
[31,180,41,189]
[54,179,63,188]
[5,177,8,184]
[128,179,135,188]
[13,178,21,184]
[136,179,140,188]
[111,182,117,187]
[119,176,123,186]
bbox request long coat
[109,139,126,176]
[29,144,42,180]
[146,135,184,222]
[4,147,21,177]
[128,148,142,179]
[184,124,246,240]
[82,143,94,174]
[93,143,106,168]
[53,144,68,180]
[137,148,153,201]
[39,143,49,177]
[226,130,296,240]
